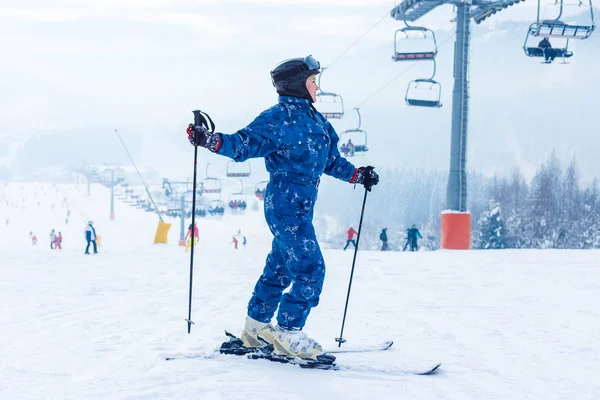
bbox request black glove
[355,166,379,191]
[187,123,208,146]
[186,124,220,152]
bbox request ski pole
[186,109,215,334]
[335,187,369,347]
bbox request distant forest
[316,152,600,251]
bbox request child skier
[186,55,379,361]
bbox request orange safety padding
[440,212,471,249]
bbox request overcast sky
[1,1,598,181]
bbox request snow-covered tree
[475,200,508,249]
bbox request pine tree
[559,158,582,248]
[523,152,562,248]
[581,178,600,248]
[475,200,508,249]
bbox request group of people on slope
[344,225,422,252]
[184,223,247,251]
[49,229,63,249]
[27,221,98,254]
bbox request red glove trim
[214,137,222,152]
[349,168,358,183]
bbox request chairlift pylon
[339,108,369,157]
[314,67,344,119]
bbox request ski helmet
[270,55,320,102]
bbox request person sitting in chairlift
[346,139,355,157]
[340,142,350,157]
[538,37,556,63]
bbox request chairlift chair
[228,193,248,211]
[405,79,443,108]
[523,24,573,62]
[228,180,248,210]
[339,108,369,157]
[208,199,225,216]
[226,160,251,178]
[392,25,438,62]
[405,60,442,108]
[314,68,344,119]
[529,0,595,40]
[201,163,223,194]
[201,179,222,194]
[254,180,268,200]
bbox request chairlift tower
[162,178,202,246]
[391,0,524,249]
[104,167,124,220]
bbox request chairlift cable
[354,33,455,109]
[326,9,390,70]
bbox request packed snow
[1,181,599,399]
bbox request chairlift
[254,180,268,200]
[523,27,573,63]
[201,163,222,194]
[405,60,442,108]
[226,160,251,178]
[208,199,225,216]
[528,0,595,40]
[392,23,438,62]
[228,180,248,211]
[339,108,369,157]
[314,68,344,119]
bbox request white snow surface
[1,182,599,400]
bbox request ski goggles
[302,55,320,71]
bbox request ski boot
[240,316,276,348]
[270,325,334,363]
[220,316,276,356]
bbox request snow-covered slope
[1,182,599,400]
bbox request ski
[244,351,440,374]
[165,351,218,361]
[165,350,441,375]
[324,340,394,354]
[333,362,442,376]
[165,332,441,376]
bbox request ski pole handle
[193,110,202,125]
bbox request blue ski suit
[216,96,358,330]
